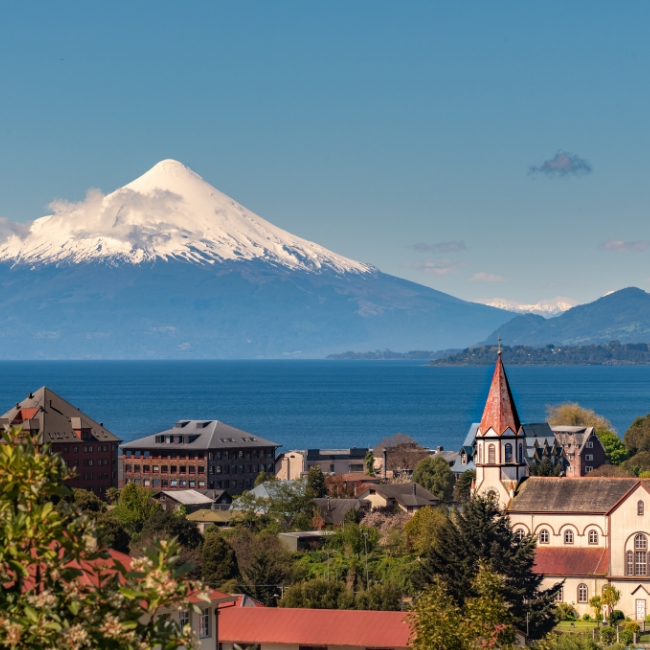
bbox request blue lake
[0,361,649,451]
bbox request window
[179,610,190,631]
[636,534,647,550]
[518,443,523,464]
[577,584,588,603]
[585,467,593,473]
[585,455,593,461]
[125,464,132,472]
[564,530,574,544]
[478,445,482,464]
[73,446,78,453]
[514,528,525,541]
[636,551,647,576]
[505,444,513,463]
[199,608,210,637]
[589,530,598,545]
[554,584,563,602]
[639,501,645,516]
[488,444,495,464]
[627,551,634,575]
[539,529,549,544]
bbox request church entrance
[636,599,646,620]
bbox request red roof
[534,547,609,576]
[479,355,521,435]
[219,607,411,649]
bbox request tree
[242,549,291,606]
[412,456,455,502]
[364,450,376,476]
[622,451,650,476]
[279,578,353,609]
[546,402,613,430]
[0,426,209,650]
[113,483,160,532]
[623,414,650,455]
[410,565,516,650]
[404,506,451,556]
[325,474,356,498]
[255,470,272,487]
[415,496,559,640]
[602,585,621,624]
[355,582,401,611]
[136,509,203,550]
[455,469,476,502]
[528,457,563,476]
[72,487,106,516]
[201,528,239,587]
[589,464,634,477]
[306,465,328,499]
[95,512,132,553]
[588,595,602,622]
[597,430,629,465]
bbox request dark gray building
[119,419,280,494]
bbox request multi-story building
[0,387,121,496]
[119,419,279,495]
[275,447,369,480]
[552,425,607,476]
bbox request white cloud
[602,240,650,253]
[400,258,467,275]
[469,272,505,282]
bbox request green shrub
[581,613,591,621]
[599,627,616,644]
[610,609,625,624]
[624,621,640,634]
[619,629,634,646]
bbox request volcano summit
[0,160,511,358]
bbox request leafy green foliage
[454,469,475,502]
[279,579,354,609]
[622,451,650,476]
[404,506,451,556]
[529,457,563,476]
[201,528,239,587]
[536,633,599,649]
[623,413,650,455]
[412,456,455,502]
[136,509,203,550]
[0,426,210,650]
[305,465,328,499]
[597,430,629,465]
[354,582,401,610]
[113,483,161,533]
[546,402,613,430]
[95,513,132,553]
[415,496,559,640]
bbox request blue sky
[1,1,649,307]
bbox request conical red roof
[479,354,521,435]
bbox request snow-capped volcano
[0,159,371,273]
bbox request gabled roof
[552,426,602,454]
[152,489,214,506]
[0,387,121,445]
[120,419,279,450]
[479,355,521,435]
[357,483,438,506]
[509,477,639,514]
[534,547,609,576]
[312,497,367,525]
[218,607,411,649]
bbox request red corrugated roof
[534,547,609,576]
[219,607,411,648]
[479,355,521,435]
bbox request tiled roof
[510,477,638,513]
[120,419,279,450]
[479,355,521,435]
[0,387,121,445]
[312,498,367,524]
[358,483,439,506]
[153,489,214,506]
[218,607,411,649]
[534,547,609,576]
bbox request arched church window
[505,444,513,463]
[518,443,523,463]
[539,529,549,544]
[564,529,574,544]
[635,534,647,550]
[577,584,588,603]
[639,501,645,516]
[588,530,598,545]
[554,584,563,602]
[627,550,634,575]
[635,534,648,575]
[488,444,495,464]
[514,528,525,541]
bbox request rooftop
[479,355,521,435]
[534,547,609,576]
[218,607,411,649]
[152,489,214,506]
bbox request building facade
[119,419,279,495]
[0,387,121,497]
[552,425,607,476]
[275,447,369,480]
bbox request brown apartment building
[551,425,608,476]
[119,420,279,495]
[1,387,121,496]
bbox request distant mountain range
[326,349,460,360]
[0,160,513,359]
[482,287,650,347]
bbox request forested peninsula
[429,342,650,366]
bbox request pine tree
[306,464,328,499]
[415,495,560,640]
[201,528,240,587]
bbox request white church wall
[509,513,608,547]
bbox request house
[119,420,279,495]
[0,387,121,497]
[312,497,369,525]
[356,483,438,514]
[186,508,233,533]
[218,607,412,650]
[152,489,219,513]
[275,447,369,480]
[552,425,607,476]
[278,530,335,552]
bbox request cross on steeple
[497,335,502,355]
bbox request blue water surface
[0,361,648,451]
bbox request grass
[555,621,599,632]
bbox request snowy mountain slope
[0,160,371,273]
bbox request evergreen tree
[137,509,203,550]
[201,528,239,587]
[412,456,455,502]
[96,512,131,553]
[528,457,563,476]
[305,465,328,499]
[355,582,401,611]
[415,495,559,640]
[454,469,476,502]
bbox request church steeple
[479,350,521,435]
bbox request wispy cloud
[0,216,31,243]
[410,241,466,254]
[469,272,505,282]
[529,151,592,177]
[602,240,650,253]
[400,258,467,276]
